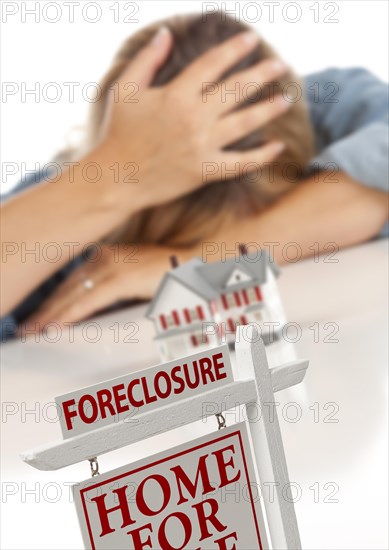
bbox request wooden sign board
[56,346,233,439]
[73,423,267,550]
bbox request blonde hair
[61,12,315,247]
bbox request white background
[1,4,389,549]
[1,0,388,193]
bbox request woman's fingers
[120,26,173,90]
[174,31,260,92]
[19,278,114,334]
[203,141,285,184]
[205,59,288,114]
[19,264,110,333]
[222,141,285,167]
[19,284,85,334]
[53,279,119,324]
[215,95,291,147]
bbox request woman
[1,12,388,336]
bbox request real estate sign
[56,346,233,438]
[73,423,265,550]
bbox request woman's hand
[1,28,290,318]
[99,27,290,212]
[19,244,186,330]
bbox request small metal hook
[216,413,226,430]
[89,457,100,477]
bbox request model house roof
[146,251,280,318]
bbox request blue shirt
[1,67,388,341]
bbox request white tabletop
[1,239,388,550]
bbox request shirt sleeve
[305,67,388,191]
[304,67,389,236]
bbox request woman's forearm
[201,171,389,264]
[0,147,139,316]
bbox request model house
[146,247,286,361]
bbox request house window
[166,314,175,328]
[227,293,236,308]
[227,318,236,332]
[189,308,197,320]
[242,289,249,305]
[247,287,256,303]
[160,312,180,330]
[159,315,167,330]
[183,306,205,324]
[196,306,205,320]
[223,288,260,309]
[172,310,180,326]
[246,286,262,304]
[234,292,241,307]
[221,293,236,309]
[190,333,209,347]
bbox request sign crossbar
[21,356,307,472]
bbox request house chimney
[170,255,179,269]
[239,243,247,257]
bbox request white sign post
[21,326,309,550]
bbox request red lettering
[199,357,215,385]
[214,531,238,549]
[158,512,192,550]
[91,485,135,537]
[127,379,144,408]
[61,351,231,431]
[212,353,227,381]
[171,366,186,395]
[154,371,172,399]
[96,389,115,419]
[183,361,200,389]
[192,498,227,541]
[137,475,171,516]
[62,399,77,430]
[212,445,241,488]
[171,454,214,505]
[79,394,98,424]
[141,376,157,405]
[126,523,153,549]
[112,384,130,414]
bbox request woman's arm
[19,170,388,329]
[203,170,389,264]
[305,68,389,197]
[1,146,138,316]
